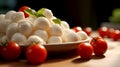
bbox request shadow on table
[44,49,78,63]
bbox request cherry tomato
[19,6,30,18]
[0,41,21,61]
[72,26,82,32]
[111,30,120,41]
[107,28,115,38]
[98,26,108,38]
[90,37,108,56]
[77,43,93,59]
[26,44,47,65]
[83,27,92,36]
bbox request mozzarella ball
[11,12,25,22]
[5,10,16,20]
[61,21,70,29]
[6,23,18,40]
[49,24,63,36]
[43,8,53,19]
[0,14,5,20]
[0,19,11,33]
[34,30,48,42]
[62,29,79,42]
[34,17,51,30]
[26,35,46,46]
[47,36,62,44]
[26,16,37,22]
[76,31,88,40]
[18,20,33,37]
[11,33,27,45]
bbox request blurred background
[0,0,120,30]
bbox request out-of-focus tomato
[90,37,108,56]
[19,6,30,18]
[72,26,82,32]
[83,27,92,36]
[98,26,108,38]
[77,43,93,59]
[107,28,115,38]
[111,30,120,41]
[26,44,47,65]
[0,41,21,61]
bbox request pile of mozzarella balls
[0,8,88,46]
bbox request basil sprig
[24,8,45,17]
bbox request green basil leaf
[37,8,45,15]
[36,14,45,17]
[53,18,61,25]
[24,9,36,16]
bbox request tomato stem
[0,40,8,46]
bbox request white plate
[43,38,90,55]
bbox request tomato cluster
[72,26,93,36]
[77,36,108,59]
[0,41,47,65]
[98,26,120,41]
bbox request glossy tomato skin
[72,26,82,32]
[19,6,30,18]
[0,41,21,61]
[77,43,93,59]
[26,44,47,65]
[90,37,108,56]
[83,27,92,36]
[98,27,108,38]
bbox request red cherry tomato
[19,6,30,18]
[111,30,120,41]
[26,44,47,65]
[98,26,108,38]
[0,41,21,61]
[77,43,93,59]
[90,37,108,56]
[72,26,82,32]
[107,28,115,38]
[83,27,92,36]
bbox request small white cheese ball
[62,29,79,42]
[11,12,25,22]
[11,33,27,46]
[61,21,70,29]
[18,20,33,37]
[5,10,16,20]
[47,36,62,44]
[49,24,63,36]
[34,30,48,42]
[43,8,53,19]
[26,16,37,23]
[34,17,51,30]
[76,31,88,40]
[0,14,5,20]
[26,35,46,46]
[0,19,11,33]
[6,23,18,40]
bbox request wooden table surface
[0,36,120,67]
